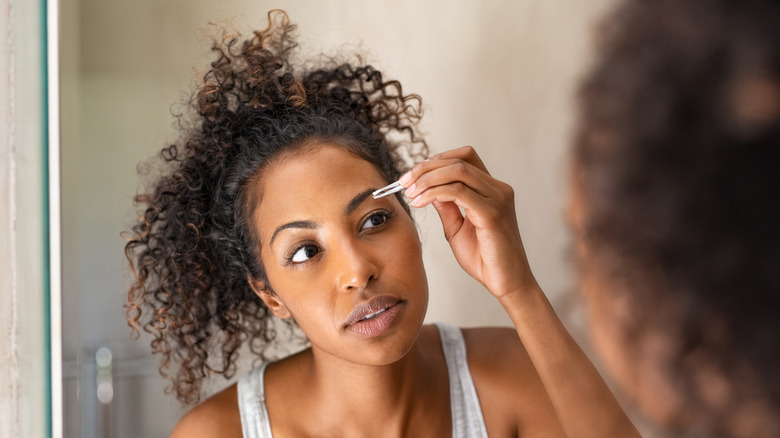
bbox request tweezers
[372,181,405,199]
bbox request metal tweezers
[372,181,405,199]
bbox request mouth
[345,296,404,337]
[360,307,390,321]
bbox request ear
[248,276,292,319]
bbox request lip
[344,296,404,337]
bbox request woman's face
[250,143,428,366]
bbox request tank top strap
[237,361,273,438]
[434,322,490,438]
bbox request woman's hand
[401,146,538,301]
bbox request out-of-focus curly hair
[575,0,780,435]
[124,10,427,405]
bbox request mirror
[58,1,615,436]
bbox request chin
[341,334,420,367]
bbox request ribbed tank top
[237,322,489,437]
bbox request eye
[361,210,393,231]
[289,244,320,263]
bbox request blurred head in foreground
[572,0,780,436]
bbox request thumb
[432,200,464,242]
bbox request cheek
[586,288,633,394]
[584,277,688,428]
[258,258,328,325]
[391,223,427,280]
[583,273,631,388]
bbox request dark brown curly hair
[575,0,780,435]
[124,10,428,405]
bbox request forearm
[499,286,640,438]
[402,146,639,435]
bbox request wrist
[495,275,543,308]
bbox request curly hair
[124,10,428,405]
[575,0,780,434]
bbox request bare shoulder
[461,326,523,349]
[170,383,243,438]
[461,326,530,368]
[461,326,566,437]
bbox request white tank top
[237,322,489,438]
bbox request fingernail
[399,171,412,187]
[406,183,416,198]
[411,195,423,207]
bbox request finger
[429,146,489,174]
[411,182,503,230]
[431,200,465,242]
[398,146,490,189]
[405,161,502,201]
[402,157,465,189]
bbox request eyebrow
[268,188,379,248]
[343,188,378,216]
[269,220,317,247]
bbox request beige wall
[61,1,617,436]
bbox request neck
[298,327,448,435]
[314,338,425,411]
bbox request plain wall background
[60,1,618,436]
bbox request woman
[125,11,638,437]
[572,0,780,436]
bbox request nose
[335,240,379,293]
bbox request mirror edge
[46,0,62,436]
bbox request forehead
[252,144,388,234]
[260,144,386,195]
